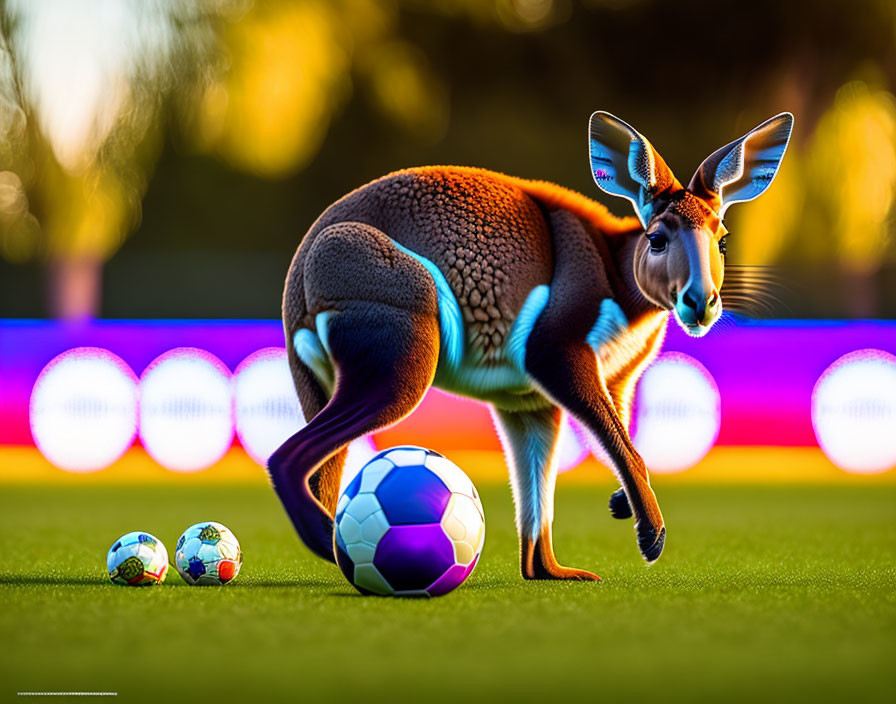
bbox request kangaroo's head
[588,111,793,336]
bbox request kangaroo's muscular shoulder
[301,166,636,359]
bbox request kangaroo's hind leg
[270,222,441,562]
[492,405,600,581]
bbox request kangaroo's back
[293,166,632,358]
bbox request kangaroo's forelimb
[521,210,665,563]
[525,337,665,562]
[602,321,667,521]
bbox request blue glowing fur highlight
[507,285,550,371]
[388,238,464,370]
[586,299,628,351]
[315,312,334,356]
[293,325,334,394]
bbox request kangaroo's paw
[635,521,666,564]
[521,530,601,581]
[608,487,633,519]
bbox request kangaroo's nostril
[708,290,719,308]
[683,288,702,312]
[680,287,709,324]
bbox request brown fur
[291,168,557,363]
[279,166,672,572]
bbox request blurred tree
[0,0,453,316]
[0,0,231,318]
[806,81,896,316]
[190,0,354,178]
[730,79,896,316]
[188,0,448,178]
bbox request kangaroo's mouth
[683,323,710,338]
[672,308,713,337]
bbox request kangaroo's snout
[675,284,720,334]
[682,287,706,322]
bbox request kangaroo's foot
[521,526,601,581]
[489,406,599,581]
[636,521,666,564]
[609,487,633,519]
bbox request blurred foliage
[808,82,896,273]
[0,0,895,317]
[192,0,353,177]
[0,0,230,314]
[191,0,448,178]
[732,80,896,274]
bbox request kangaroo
[269,111,793,580]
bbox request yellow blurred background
[0,0,894,320]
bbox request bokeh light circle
[632,352,721,474]
[138,348,234,472]
[30,347,138,472]
[811,349,896,474]
[233,347,304,465]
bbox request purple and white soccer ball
[334,446,485,597]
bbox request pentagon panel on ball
[334,446,485,597]
[174,521,243,586]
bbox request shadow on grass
[230,577,341,590]
[0,573,347,590]
[0,574,103,587]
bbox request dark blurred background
[0,0,894,320]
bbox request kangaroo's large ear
[688,112,794,218]
[588,111,677,227]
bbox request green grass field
[1,480,894,703]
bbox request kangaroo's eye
[718,234,728,258]
[646,232,667,253]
